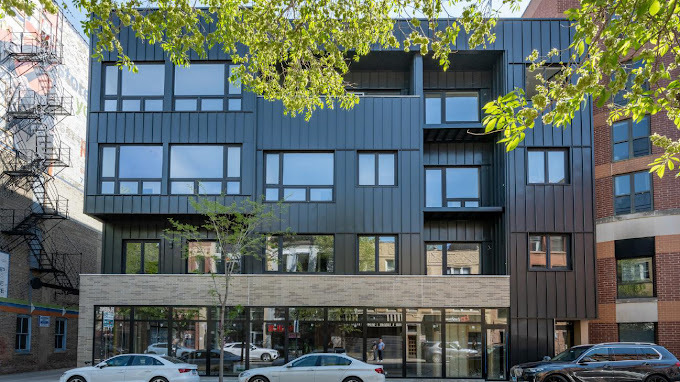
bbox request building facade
[0,2,101,374]
[524,0,680,359]
[78,17,597,379]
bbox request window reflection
[266,235,334,273]
[426,243,481,275]
[100,145,163,195]
[265,153,334,202]
[426,167,481,208]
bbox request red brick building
[524,0,680,357]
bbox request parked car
[180,349,243,372]
[145,342,192,357]
[238,353,385,382]
[224,342,279,361]
[423,341,481,363]
[510,342,680,382]
[59,354,199,382]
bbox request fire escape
[0,24,81,295]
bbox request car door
[279,355,318,382]
[96,355,132,382]
[314,355,353,382]
[124,355,164,382]
[606,346,643,382]
[571,347,612,382]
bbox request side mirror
[96,362,107,369]
[579,356,595,364]
[543,356,552,361]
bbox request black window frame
[123,240,161,274]
[612,116,651,162]
[528,234,572,271]
[54,317,67,351]
[172,62,243,112]
[264,152,335,203]
[15,314,30,353]
[425,242,483,276]
[618,323,657,343]
[526,148,570,185]
[185,240,242,275]
[357,151,398,187]
[357,235,399,274]
[424,90,481,125]
[615,241,656,299]
[264,235,336,274]
[99,145,163,195]
[613,171,653,215]
[425,166,482,208]
[102,62,165,112]
[168,144,242,196]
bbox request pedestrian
[377,338,385,361]
[371,340,378,361]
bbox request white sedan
[59,354,199,382]
[224,342,279,361]
[238,353,385,382]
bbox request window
[169,145,241,195]
[358,235,397,273]
[527,149,568,184]
[425,167,480,207]
[15,315,30,352]
[174,63,242,111]
[130,355,164,366]
[187,241,240,274]
[612,117,650,161]
[619,323,656,343]
[265,153,334,202]
[525,65,563,98]
[637,347,662,360]
[124,241,160,274]
[358,152,396,186]
[266,235,334,273]
[615,237,655,299]
[100,145,163,195]
[292,355,319,367]
[610,347,640,361]
[426,243,481,275]
[54,318,66,351]
[425,91,480,124]
[613,60,645,106]
[529,234,570,270]
[319,355,352,366]
[103,63,165,111]
[105,355,133,367]
[554,321,574,356]
[614,172,652,215]
[582,348,611,362]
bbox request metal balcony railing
[6,32,63,64]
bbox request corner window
[525,65,563,99]
[265,153,334,202]
[425,91,479,124]
[358,152,396,186]
[103,63,165,111]
[529,234,570,270]
[169,145,241,195]
[187,241,240,274]
[55,318,66,351]
[425,167,480,208]
[615,237,655,299]
[612,117,650,161]
[100,145,163,195]
[426,242,481,275]
[265,235,334,273]
[358,235,397,273]
[15,315,30,352]
[614,172,652,215]
[174,63,242,111]
[527,149,568,184]
[619,323,656,343]
[124,240,160,274]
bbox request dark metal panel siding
[510,318,555,366]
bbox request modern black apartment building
[77,18,597,379]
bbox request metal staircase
[0,17,81,295]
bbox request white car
[238,353,386,382]
[59,354,199,382]
[224,342,279,361]
[146,342,193,357]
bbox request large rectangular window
[358,152,396,186]
[187,241,241,275]
[614,172,652,215]
[174,63,242,111]
[616,237,655,299]
[358,235,397,273]
[103,63,165,111]
[426,243,481,275]
[15,315,30,352]
[529,234,570,270]
[265,235,334,273]
[425,91,480,124]
[265,153,334,202]
[619,323,656,343]
[613,116,650,161]
[124,241,160,274]
[425,167,480,208]
[169,145,241,195]
[100,145,163,195]
[527,149,568,184]
[55,318,67,351]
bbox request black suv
[510,342,680,382]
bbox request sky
[61,0,533,42]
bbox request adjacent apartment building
[525,0,680,358]
[0,2,101,374]
[78,16,597,379]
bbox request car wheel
[261,353,272,361]
[249,376,270,382]
[149,377,169,382]
[646,375,669,382]
[543,374,568,382]
[67,377,86,382]
[343,377,364,382]
[432,353,442,363]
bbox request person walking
[377,338,385,361]
[371,340,378,361]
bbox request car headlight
[239,370,252,378]
[524,368,541,374]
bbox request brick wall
[589,322,618,344]
[523,0,579,18]
[658,322,680,358]
[596,257,617,304]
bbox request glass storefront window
[486,328,506,380]
[328,322,363,360]
[289,321,325,358]
[250,307,285,321]
[249,321,285,368]
[445,308,482,323]
[367,322,403,377]
[445,323,483,378]
[406,322,442,377]
[485,309,508,325]
[94,307,131,363]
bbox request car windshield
[161,356,186,364]
[552,346,592,362]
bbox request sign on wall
[0,251,8,298]
[39,315,50,327]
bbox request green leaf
[649,0,661,15]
